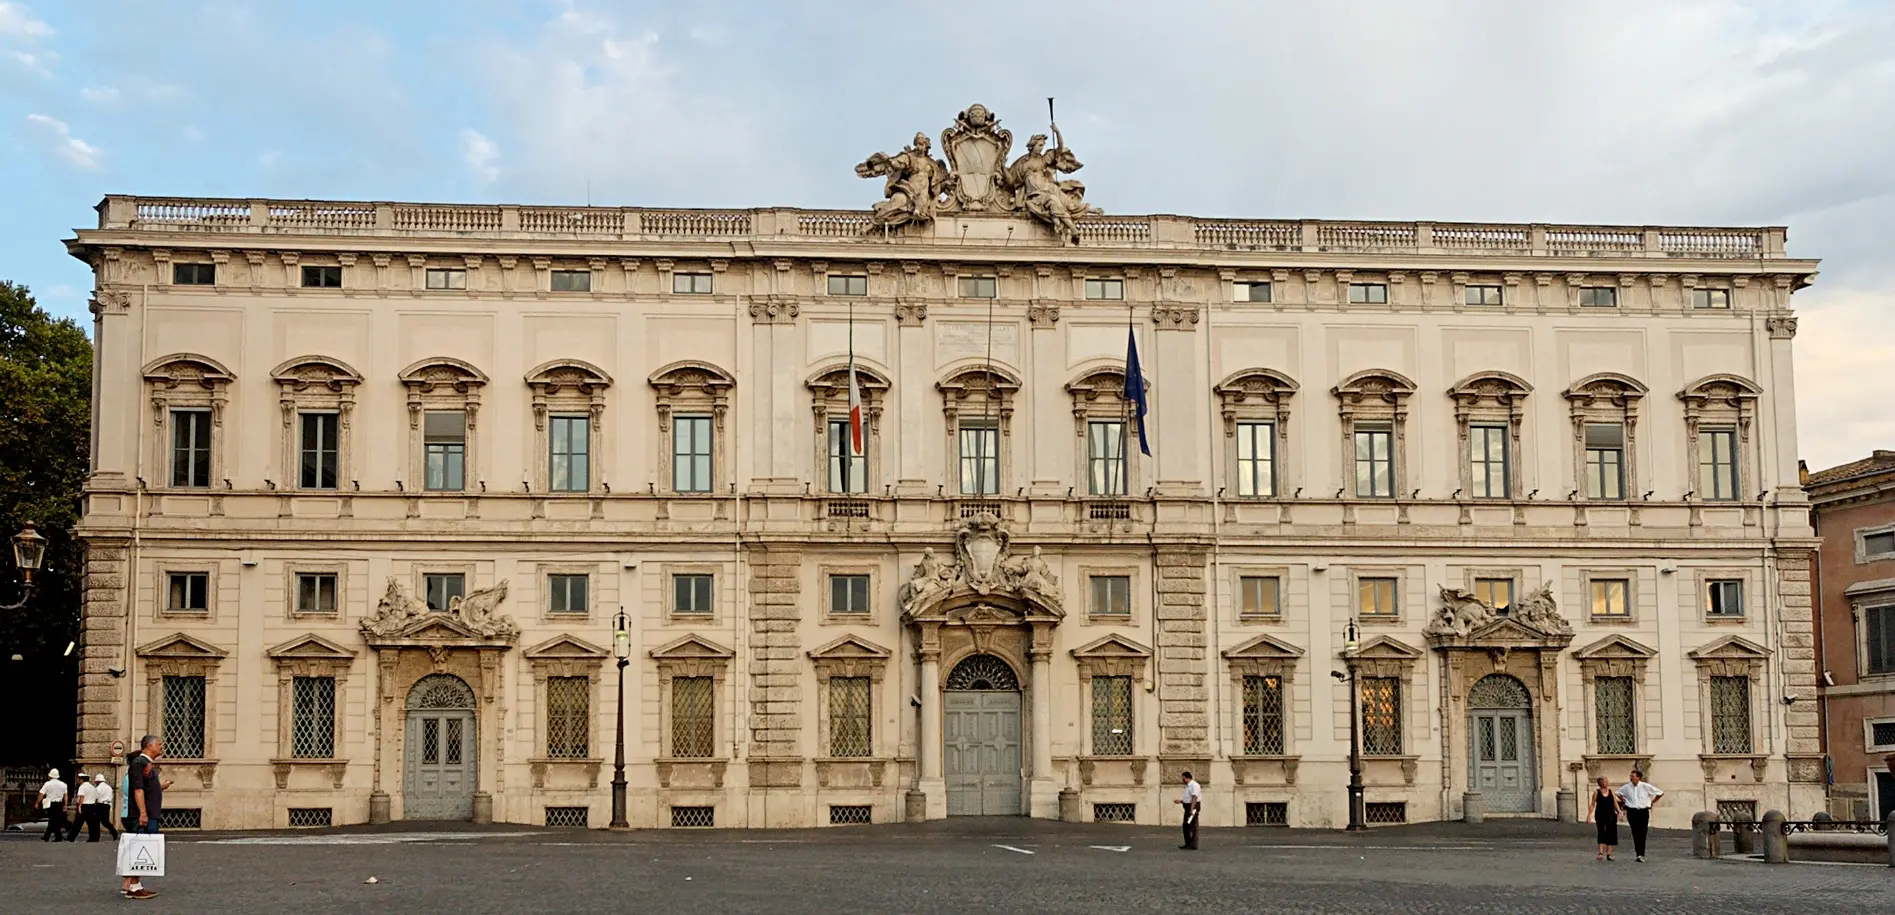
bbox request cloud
[459,128,499,184]
[24,113,101,169]
[0,2,51,42]
[1792,290,1895,472]
[79,86,119,103]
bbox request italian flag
[847,357,864,455]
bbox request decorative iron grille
[160,808,203,830]
[162,675,207,758]
[671,676,716,758]
[828,805,872,825]
[946,654,1019,691]
[1716,800,1757,824]
[409,673,476,709]
[1467,674,1530,709]
[1364,802,1407,825]
[291,676,336,759]
[546,676,591,759]
[1242,675,1285,755]
[1091,676,1134,754]
[445,718,464,765]
[671,806,715,828]
[1710,676,1753,754]
[1499,717,1519,762]
[1593,676,1636,754]
[545,806,590,828]
[1093,803,1136,823]
[287,807,332,828]
[1246,802,1289,827]
[1361,677,1403,756]
[1875,721,1895,748]
[1478,717,1496,761]
[828,677,872,757]
[421,718,440,764]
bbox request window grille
[1872,720,1895,748]
[1593,676,1636,755]
[671,676,715,758]
[287,807,332,828]
[545,806,590,828]
[1242,675,1285,755]
[546,676,591,759]
[163,675,207,758]
[1245,802,1288,827]
[1364,802,1407,825]
[160,808,203,830]
[1091,676,1134,755]
[828,676,872,757]
[828,805,872,825]
[1710,676,1753,754]
[291,676,336,758]
[1360,677,1402,756]
[1093,803,1136,823]
[1235,421,1275,497]
[1716,800,1757,823]
[1468,675,1530,709]
[825,499,871,519]
[945,654,1019,691]
[671,806,715,827]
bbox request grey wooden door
[1470,709,1535,812]
[944,691,1022,816]
[405,709,475,820]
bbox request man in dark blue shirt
[121,735,170,900]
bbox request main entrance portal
[404,674,477,820]
[943,654,1023,816]
[1467,674,1536,813]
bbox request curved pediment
[647,360,733,396]
[1564,372,1648,406]
[938,362,1022,397]
[1065,363,1145,402]
[806,362,892,400]
[527,358,613,394]
[1448,370,1533,403]
[1333,369,1417,403]
[143,353,235,387]
[1214,368,1300,403]
[271,355,364,390]
[399,356,489,391]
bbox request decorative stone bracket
[1230,756,1300,786]
[814,758,890,789]
[271,759,347,790]
[1077,756,1148,787]
[1700,754,1770,784]
[529,758,603,789]
[655,758,729,789]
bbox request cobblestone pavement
[3,819,1890,914]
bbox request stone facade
[64,104,1825,831]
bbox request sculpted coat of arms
[899,513,1063,616]
[361,576,521,643]
[1425,583,1571,640]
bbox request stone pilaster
[747,547,803,786]
[1776,552,1820,753]
[77,537,130,762]
[1155,547,1210,760]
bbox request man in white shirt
[37,769,69,842]
[1176,771,1202,850]
[1615,769,1664,862]
[66,773,98,841]
[91,773,120,840]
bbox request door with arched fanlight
[943,654,1023,816]
[404,674,477,820]
[1467,674,1536,812]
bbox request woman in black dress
[1587,776,1622,860]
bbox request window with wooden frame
[1068,365,1144,497]
[1449,371,1531,501]
[807,364,889,496]
[399,357,488,494]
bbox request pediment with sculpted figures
[900,514,1063,623]
[360,577,520,646]
[1426,583,1573,650]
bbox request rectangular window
[1866,531,1895,559]
[424,573,465,612]
[1584,423,1626,500]
[545,676,591,759]
[1705,579,1744,618]
[1084,278,1124,300]
[1465,284,1503,306]
[1469,424,1510,499]
[673,272,713,295]
[671,676,715,758]
[1091,675,1134,755]
[1699,428,1739,501]
[1235,281,1272,303]
[1361,677,1402,756]
[298,412,340,490]
[1593,675,1637,754]
[827,274,868,296]
[1348,283,1388,304]
[1474,578,1513,614]
[424,268,466,290]
[1087,420,1127,496]
[423,411,466,491]
[829,574,870,616]
[170,409,212,488]
[290,675,336,758]
[957,421,999,495]
[673,574,714,615]
[549,269,592,293]
[672,415,713,493]
[828,676,872,757]
[162,675,207,758]
[1872,720,1895,749]
[166,571,209,613]
[1710,675,1752,754]
[294,572,338,614]
[548,415,590,492]
[1590,578,1629,619]
[1579,286,1619,308]
[1867,606,1895,675]
[1692,288,1731,309]
[827,418,867,494]
[1242,674,1285,755]
[300,265,342,288]
[1089,575,1132,617]
[1358,577,1398,618]
[1238,575,1281,618]
[1235,421,1275,497]
[172,263,215,285]
[547,574,588,616]
[957,276,997,299]
[1353,426,1394,498]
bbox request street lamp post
[2,522,46,612]
[609,607,631,829]
[1341,619,1365,831]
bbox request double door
[1470,709,1536,813]
[944,691,1022,816]
[405,710,475,820]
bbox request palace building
[67,103,1823,831]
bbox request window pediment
[1563,372,1648,409]
[523,634,611,660]
[1215,368,1299,404]
[1223,633,1306,661]
[1352,635,1422,660]
[1573,634,1657,661]
[265,634,357,661]
[1332,369,1417,407]
[1066,364,1140,409]
[649,633,736,661]
[807,634,893,661]
[528,359,614,395]
[1447,371,1532,409]
[647,360,733,399]
[271,355,363,393]
[939,364,1021,409]
[1070,633,1154,660]
[399,357,489,393]
[136,632,230,661]
[1679,373,1762,407]
[1687,635,1771,663]
[144,353,235,389]
[807,363,891,403]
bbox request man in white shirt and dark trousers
[66,772,97,841]
[37,769,69,842]
[1616,770,1664,862]
[1176,771,1202,850]
[91,774,120,840]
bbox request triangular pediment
[523,634,610,660]
[1574,634,1657,660]
[1070,634,1153,660]
[397,614,480,641]
[648,633,735,660]
[1223,633,1306,661]
[1687,635,1771,661]
[1465,617,1560,643]
[266,634,357,661]
[808,634,892,661]
[135,632,229,660]
[1353,635,1423,660]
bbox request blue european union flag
[1124,327,1151,456]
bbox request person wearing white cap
[67,771,105,842]
[37,769,69,842]
[91,773,120,840]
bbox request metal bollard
[1732,812,1758,855]
[1691,811,1716,859]
[1761,809,1789,864]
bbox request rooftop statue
[854,132,950,231]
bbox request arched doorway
[944,654,1022,816]
[1467,674,1536,813]
[405,674,477,820]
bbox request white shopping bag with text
[116,834,166,878]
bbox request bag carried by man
[117,833,166,878]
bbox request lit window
[1353,426,1394,498]
[673,272,714,295]
[827,275,867,296]
[300,266,342,288]
[1579,287,1618,308]
[425,268,467,290]
[1348,283,1388,304]
[1084,278,1123,300]
[1474,578,1513,614]
[958,276,997,299]
[1590,579,1629,619]
[1358,577,1398,618]
[1361,677,1402,755]
[1090,575,1132,616]
[550,270,592,293]
[1465,285,1503,306]
[1242,675,1285,755]
[1238,575,1280,617]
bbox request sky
[1,0,1889,470]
